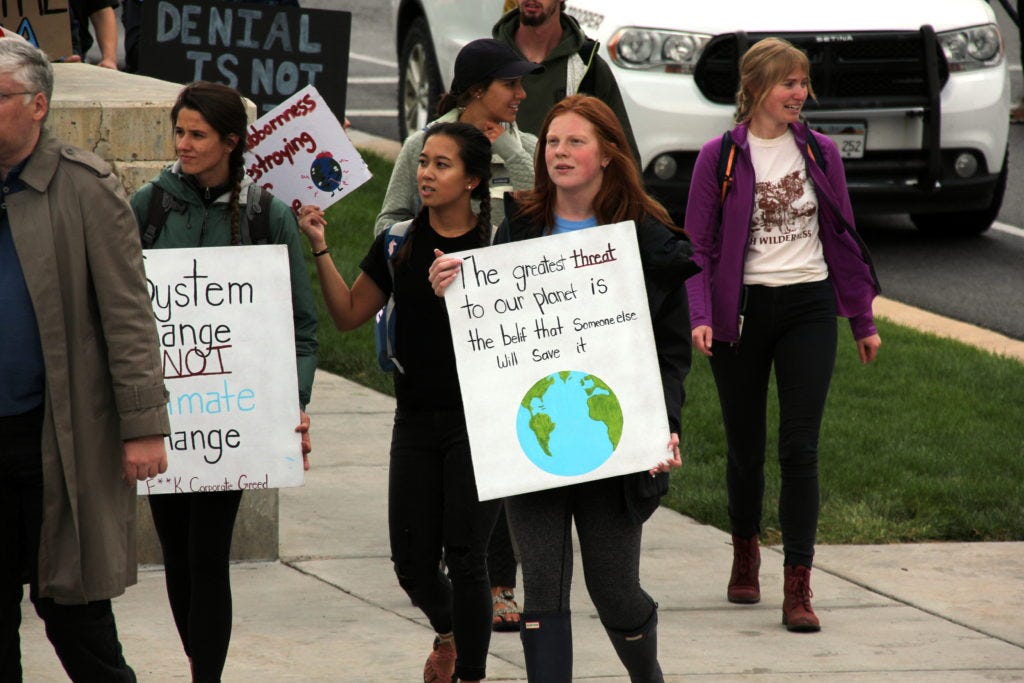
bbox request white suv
[393,0,1011,235]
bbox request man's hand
[122,435,168,484]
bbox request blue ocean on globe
[515,370,623,476]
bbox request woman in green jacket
[129,81,317,682]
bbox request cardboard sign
[2,0,73,60]
[138,0,350,118]
[443,221,671,500]
[139,245,303,495]
[243,85,371,213]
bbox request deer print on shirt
[751,169,817,236]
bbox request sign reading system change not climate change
[140,246,304,496]
[443,222,671,500]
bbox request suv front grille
[695,31,950,110]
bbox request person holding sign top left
[429,95,699,683]
[129,81,318,683]
[298,123,501,683]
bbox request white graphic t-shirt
[743,129,828,286]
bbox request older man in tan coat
[0,39,169,681]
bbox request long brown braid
[227,166,243,245]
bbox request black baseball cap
[450,39,544,95]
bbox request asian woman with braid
[297,123,500,683]
[129,81,318,682]
[374,37,545,635]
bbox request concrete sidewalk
[20,369,1024,681]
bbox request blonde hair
[734,37,816,124]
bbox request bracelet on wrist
[312,246,330,257]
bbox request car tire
[397,16,442,141]
[910,149,1008,236]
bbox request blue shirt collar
[2,156,31,195]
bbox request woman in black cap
[374,38,544,235]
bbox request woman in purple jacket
[684,37,881,632]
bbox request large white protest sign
[139,246,303,495]
[243,84,371,213]
[444,222,670,500]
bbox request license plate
[809,122,866,159]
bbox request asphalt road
[148,1,1019,341]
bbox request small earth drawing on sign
[310,151,343,193]
[515,370,623,476]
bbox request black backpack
[140,184,274,248]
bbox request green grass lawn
[310,150,1024,544]
[666,321,1024,544]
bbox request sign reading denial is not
[139,0,350,118]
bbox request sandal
[491,587,521,632]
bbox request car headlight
[937,24,1003,72]
[608,28,711,73]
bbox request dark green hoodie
[492,8,640,166]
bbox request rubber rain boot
[520,612,572,683]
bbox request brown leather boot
[782,565,821,632]
[727,534,761,603]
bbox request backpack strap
[804,132,828,174]
[382,218,414,275]
[240,184,274,245]
[141,186,165,248]
[375,218,415,374]
[140,185,187,248]
[716,131,737,207]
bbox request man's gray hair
[0,39,54,104]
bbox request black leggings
[506,477,655,632]
[709,280,837,567]
[488,504,518,588]
[388,408,501,682]
[149,489,243,683]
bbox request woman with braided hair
[298,122,500,683]
[129,81,318,682]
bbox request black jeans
[0,407,136,683]
[149,489,243,682]
[388,408,500,682]
[709,280,837,567]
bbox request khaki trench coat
[7,131,170,604]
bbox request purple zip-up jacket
[684,121,880,344]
